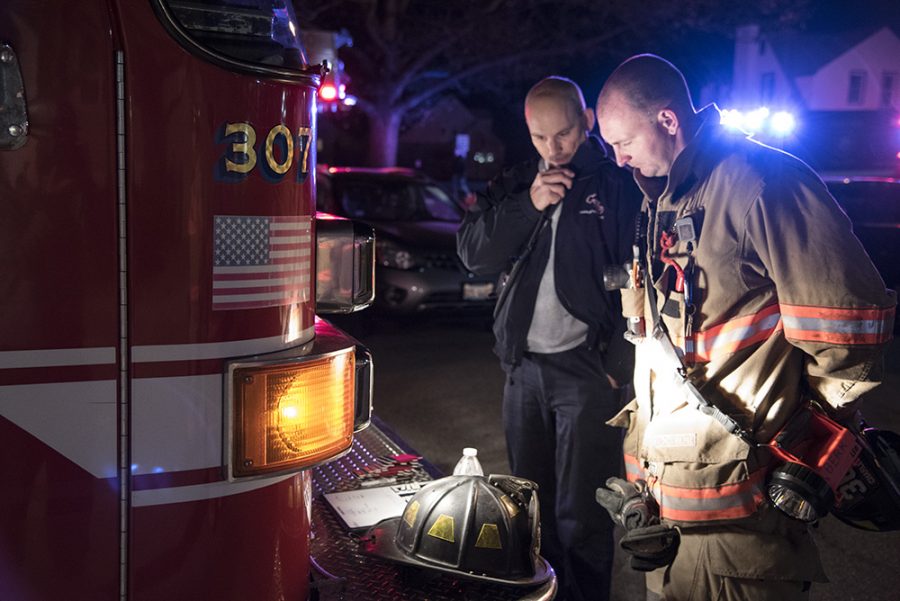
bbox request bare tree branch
[397,25,630,112]
[362,0,390,61]
[297,0,813,165]
[391,23,479,104]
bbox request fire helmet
[831,426,900,532]
[361,474,553,586]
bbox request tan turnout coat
[611,106,896,527]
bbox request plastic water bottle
[452,447,484,476]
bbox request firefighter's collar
[634,105,726,206]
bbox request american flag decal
[212,215,312,310]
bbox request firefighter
[593,54,896,600]
[457,76,642,601]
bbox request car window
[825,179,900,290]
[827,181,900,226]
[339,182,416,220]
[422,185,463,221]
[333,178,463,222]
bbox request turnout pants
[645,503,826,601]
[503,345,623,601]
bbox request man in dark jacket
[456,76,642,601]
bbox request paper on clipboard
[323,482,423,531]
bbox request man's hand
[596,477,658,530]
[530,167,574,211]
[596,478,680,572]
[620,524,681,572]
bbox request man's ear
[583,107,596,134]
[658,109,678,136]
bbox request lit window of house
[848,70,867,105]
[882,72,897,107]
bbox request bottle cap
[463,447,477,456]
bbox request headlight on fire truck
[230,348,355,478]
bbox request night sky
[496,0,900,167]
[809,0,900,31]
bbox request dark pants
[503,345,623,601]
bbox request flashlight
[766,406,861,522]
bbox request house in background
[723,24,900,172]
[732,24,899,111]
[397,95,505,184]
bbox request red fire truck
[1,2,560,599]
[0,1,379,599]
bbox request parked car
[824,176,900,292]
[316,165,498,312]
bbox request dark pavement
[332,311,900,601]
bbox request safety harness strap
[645,279,756,445]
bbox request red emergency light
[319,83,338,101]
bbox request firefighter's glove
[619,524,680,572]
[595,477,659,530]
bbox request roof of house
[767,26,897,79]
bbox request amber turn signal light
[231,349,355,477]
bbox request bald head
[596,54,695,118]
[595,55,697,177]
[524,76,594,167]
[525,76,587,121]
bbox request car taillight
[230,348,355,477]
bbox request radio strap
[644,277,757,446]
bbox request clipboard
[323,481,425,531]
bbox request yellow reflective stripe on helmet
[475,523,502,549]
[427,514,455,542]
